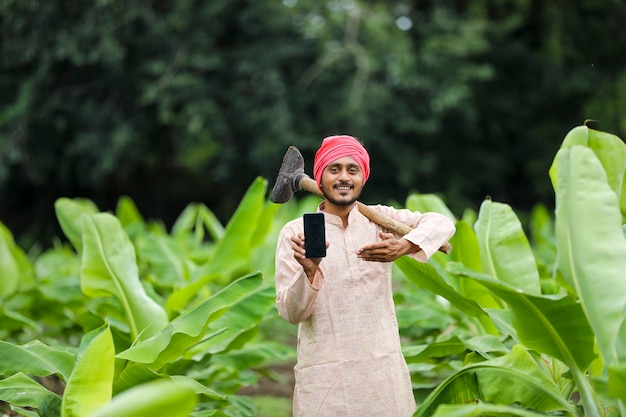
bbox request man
[274,135,455,417]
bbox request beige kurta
[275,204,455,417]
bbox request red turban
[313,135,370,190]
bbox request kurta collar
[317,202,361,229]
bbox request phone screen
[303,213,326,258]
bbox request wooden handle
[298,176,452,255]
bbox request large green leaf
[449,220,500,311]
[112,363,226,402]
[0,373,62,416]
[165,269,220,314]
[186,286,276,357]
[474,199,541,295]
[0,222,33,297]
[33,245,82,303]
[205,177,267,281]
[448,263,596,371]
[444,220,501,334]
[549,125,626,224]
[54,198,100,254]
[609,363,626,403]
[116,272,263,370]
[554,145,626,369]
[428,402,560,417]
[449,220,481,272]
[404,335,508,364]
[0,307,41,335]
[164,178,268,310]
[403,336,468,364]
[416,345,576,417]
[61,326,115,417]
[549,126,626,198]
[449,262,604,416]
[484,308,517,342]
[395,256,486,318]
[89,379,197,417]
[405,193,456,221]
[0,340,75,382]
[171,202,225,243]
[621,170,626,223]
[135,233,189,287]
[528,204,558,282]
[80,213,168,340]
[115,195,145,228]
[249,202,283,278]
[209,341,296,373]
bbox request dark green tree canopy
[1,0,625,246]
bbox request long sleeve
[372,205,456,262]
[274,220,324,324]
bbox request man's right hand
[291,233,328,283]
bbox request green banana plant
[0,177,286,416]
[398,126,626,416]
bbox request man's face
[320,156,364,207]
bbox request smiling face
[320,156,364,211]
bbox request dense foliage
[1,0,626,247]
[0,125,624,416]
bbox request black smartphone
[303,213,326,258]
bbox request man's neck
[321,200,356,228]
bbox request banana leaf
[205,177,268,282]
[403,336,468,364]
[249,201,283,278]
[89,379,197,417]
[448,262,602,416]
[0,373,62,416]
[186,286,276,357]
[171,202,225,242]
[528,204,558,282]
[428,402,562,417]
[165,177,268,310]
[416,344,576,417]
[116,272,263,370]
[115,195,145,228]
[553,145,626,370]
[0,222,33,297]
[483,308,517,342]
[449,220,501,314]
[0,307,41,335]
[448,263,596,370]
[404,335,508,364]
[33,245,82,303]
[449,220,481,272]
[609,363,626,404]
[113,362,227,401]
[474,199,541,295]
[165,270,221,314]
[549,126,626,199]
[135,233,189,287]
[61,326,115,417]
[0,340,75,382]
[54,198,100,254]
[208,341,296,372]
[80,212,169,341]
[395,256,486,318]
[406,193,456,221]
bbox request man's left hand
[356,232,419,262]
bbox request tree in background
[1,0,625,247]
